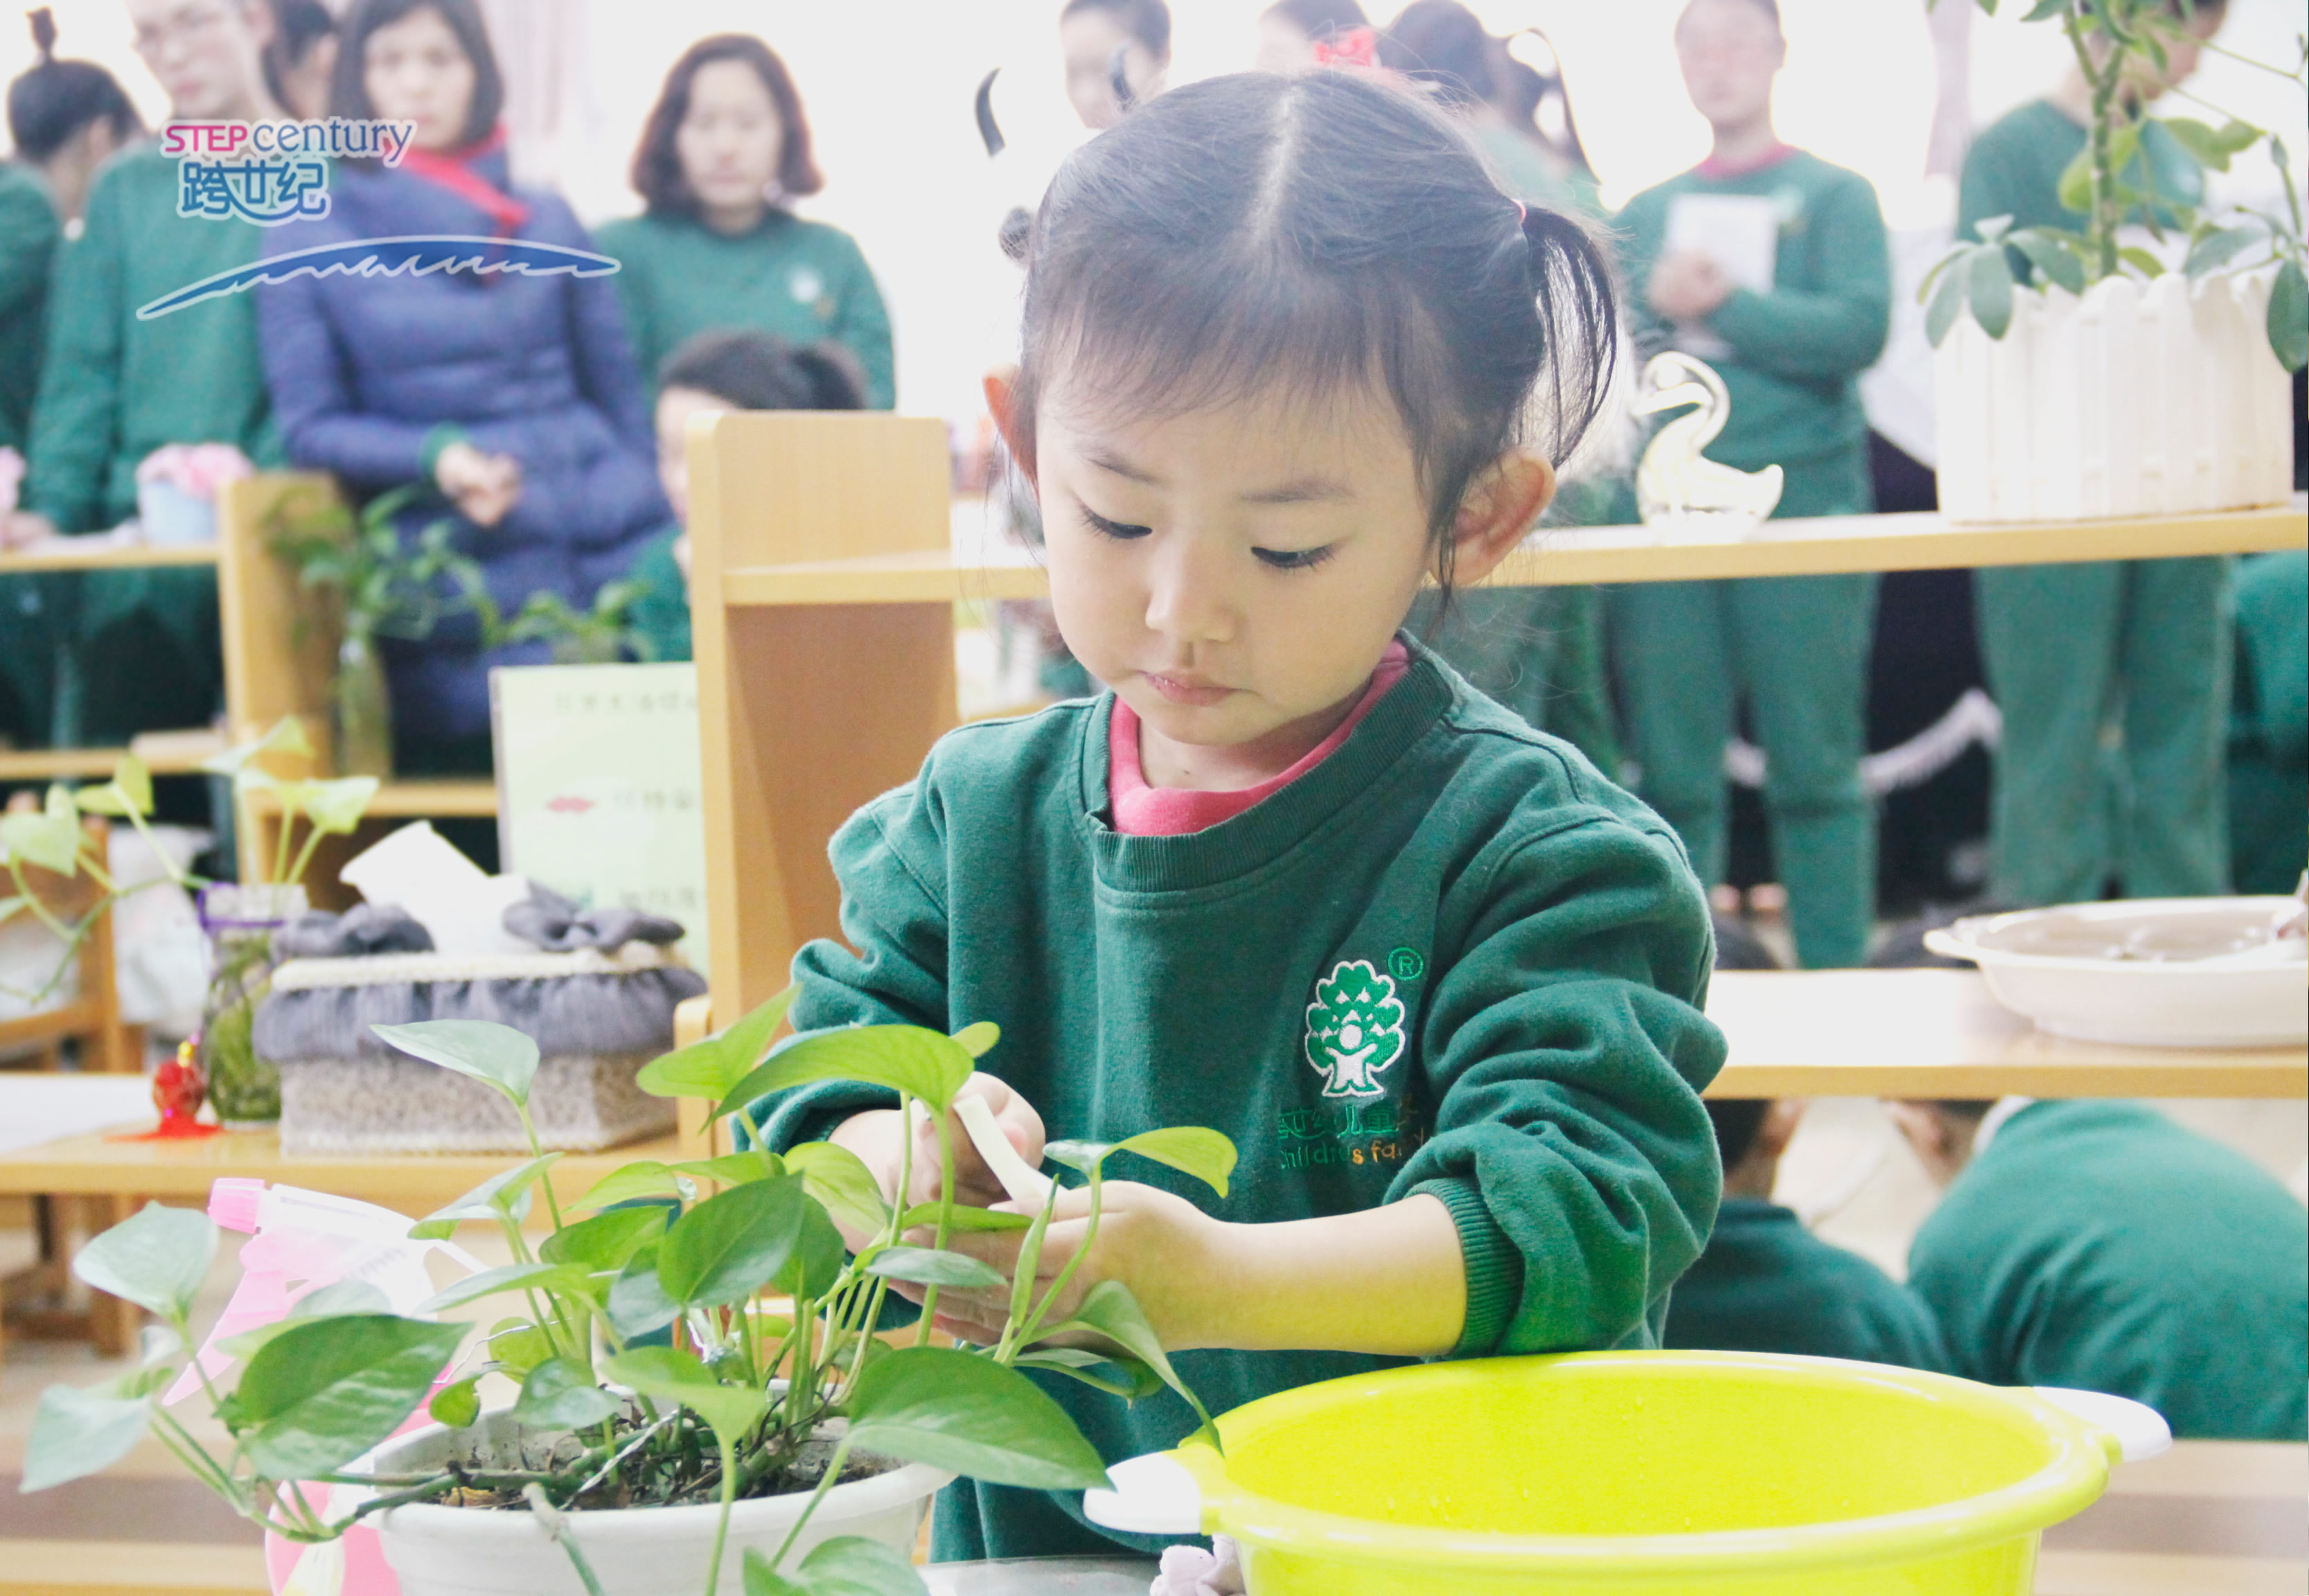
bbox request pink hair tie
[1311,25,1379,71]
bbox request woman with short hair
[598,36,894,410]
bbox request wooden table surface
[0,540,219,574]
[1704,969,2307,1099]
[726,499,2308,608]
[0,1126,680,1216]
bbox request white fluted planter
[1934,268,2292,524]
[369,1413,949,1596]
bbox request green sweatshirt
[1909,1101,2308,1442]
[750,639,1726,1559]
[1958,98,2204,269]
[0,162,59,454]
[1617,150,1890,515]
[595,209,895,410]
[1664,1198,1947,1373]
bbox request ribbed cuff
[1412,1177,1522,1358]
[419,423,470,479]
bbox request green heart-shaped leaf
[605,1249,680,1341]
[234,1315,465,1480]
[659,1177,806,1308]
[72,1203,216,1321]
[416,1261,594,1315]
[741,1536,928,1596]
[601,1346,765,1455]
[512,1357,621,1432]
[785,1142,892,1239]
[840,1346,1108,1491]
[860,1245,1005,1290]
[718,1027,974,1119]
[21,1383,154,1491]
[540,1206,668,1273]
[407,1153,563,1239]
[637,986,797,1101]
[1038,1279,1212,1434]
[572,1160,695,1212]
[372,1020,540,1110]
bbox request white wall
[6,0,2301,425]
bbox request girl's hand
[1647,249,1735,322]
[922,1180,1228,1350]
[435,441,524,526]
[826,1077,1047,1249]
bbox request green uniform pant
[1419,584,1620,773]
[1976,558,2229,906]
[1613,572,1879,968]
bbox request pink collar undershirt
[1108,641,1411,836]
[1695,141,1798,180]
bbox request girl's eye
[1079,506,1152,542]
[1253,544,1337,571]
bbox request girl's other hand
[924,1074,1045,1210]
[1647,249,1735,322]
[435,441,524,527]
[925,1180,1225,1349]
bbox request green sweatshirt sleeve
[824,231,896,411]
[1706,173,1890,383]
[1957,123,2038,245]
[1392,806,1724,1358]
[0,173,56,326]
[24,174,127,531]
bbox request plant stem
[285,818,329,887]
[700,1438,741,1595]
[914,1116,957,1348]
[1018,1170,1102,1351]
[763,1433,853,1577]
[2064,1,2122,278]
[272,811,298,886]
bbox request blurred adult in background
[599,35,894,411]
[1375,0,1617,772]
[1,9,143,750]
[1059,0,1169,131]
[6,0,286,755]
[1487,28,1598,213]
[1958,0,2232,907]
[260,0,337,119]
[627,329,869,666]
[1611,0,1889,969]
[258,0,667,774]
[1253,0,1367,73]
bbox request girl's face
[364,6,477,153]
[678,59,785,223]
[656,384,733,523]
[1674,0,1782,134]
[1032,377,1445,771]
[1061,12,1165,131]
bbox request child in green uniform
[1891,1099,2308,1441]
[598,36,894,411]
[1667,1098,1947,1371]
[627,329,869,665]
[6,0,286,747]
[747,69,1726,1562]
[2226,551,2306,894]
[1958,1,2233,907]
[1611,0,1890,969]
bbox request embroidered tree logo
[1304,959,1406,1099]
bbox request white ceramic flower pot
[370,1412,950,1596]
[1934,268,2293,524]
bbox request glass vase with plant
[271,486,497,779]
[19,988,1232,1596]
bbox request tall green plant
[21,989,1235,1596]
[1923,0,2308,371]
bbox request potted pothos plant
[22,986,1233,1596]
[1922,0,2306,522]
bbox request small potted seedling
[21,988,1233,1596]
[1923,0,2306,522]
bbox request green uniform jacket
[750,640,1726,1559]
[2229,551,2308,893]
[624,526,691,664]
[1617,151,1890,513]
[22,145,281,696]
[1958,98,2204,263]
[1665,1198,1947,1372]
[595,209,895,409]
[0,162,59,454]
[1909,1101,2308,1442]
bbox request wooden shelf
[721,498,2306,608]
[0,540,220,574]
[0,737,222,783]
[1703,969,2306,1099]
[0,1125,681,1216]
[240,777,497,817]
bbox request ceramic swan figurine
[1634,350,1784,537]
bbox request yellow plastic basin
[1086,1351,2161,1595]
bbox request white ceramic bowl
[1922,897,2307,1049]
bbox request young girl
[750,69,1725,1563]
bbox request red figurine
[112,1038,224,1142]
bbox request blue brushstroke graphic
[136,233,619,319]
